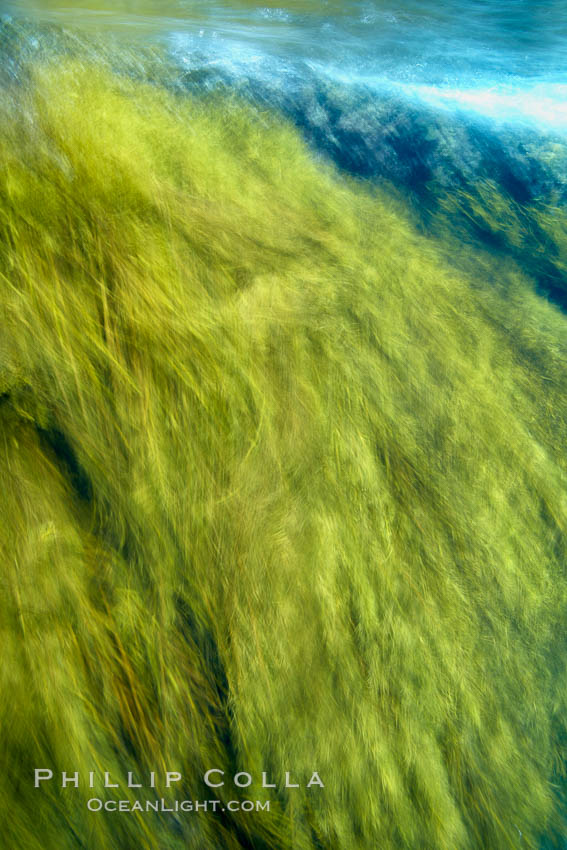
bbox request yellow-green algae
[0,62,566,850]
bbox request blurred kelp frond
[0,60,566,850]
[3,14,567,318]
[420,179,567,311]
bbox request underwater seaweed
[0,58,566,850]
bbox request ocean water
[5,0,567,126]
[1,3,567,850]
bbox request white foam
[400,81,567,131]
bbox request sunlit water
[4,1,567,131]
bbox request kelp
[0,62,566,850]
[421,180,567,310]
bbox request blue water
[5,1,567,132]
[168,0,567,130]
